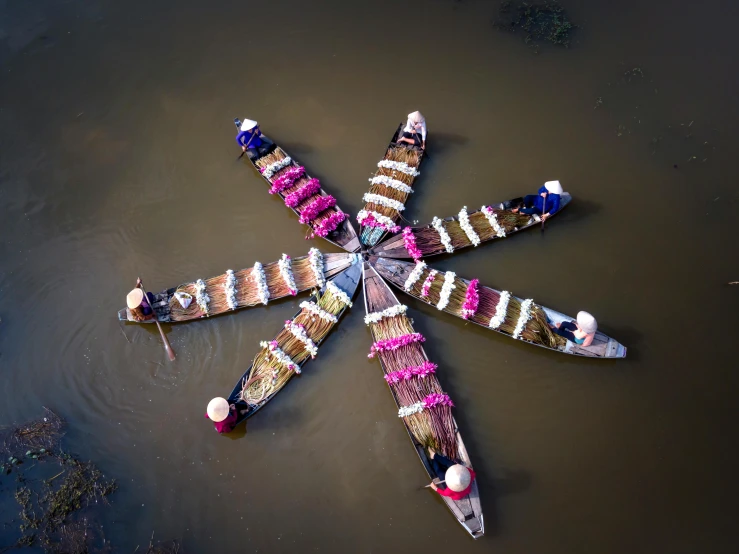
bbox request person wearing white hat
[204,397,239,434]
[126,278,156,322]
[551,311,598,347]
[235,118,263,154]
[427,448,476,501]
[396,111,427,150]
[513,180,564,222]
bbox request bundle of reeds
[240,285,351,406]
[362,147,421,218]
[168,254,322,321]
[408,269,566,349]
[409,209,533,257]
[255,149,344,237]
[369,314,459,459]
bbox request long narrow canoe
[241,131,360,253]
[225,262,361,425]
[357,123,425,248]
[118,251,359,323]
[369,193,572,259]
[371,257,626,359]
[363,262,484,538]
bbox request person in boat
[427,448,476,500]
[205,397,240,434]
[512,180,564,222]
[236,118,263,154]
[551,311,598,347]
[126,279,156,322]
[396,111,427,150]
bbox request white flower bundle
[398,402,424,418]
[431,217,454,253]
[364,304,408,325]
[481,205,506,238]
[224,269,238,310]
[308,248,325,289]
[458,206,480,247]
[362,193,406,212]
[259,340,300,373]
[357,210,400,232]
[326,280,353,307]
[251,262,270,305]
[403,260,427,291]
[194,279,210,314]
[369,175,414,194]
[489,290,511,329]
[377,159,420,177]
[284,321,318,358]
[262,156,293,179]
[278,253,297,295]
[300,301,338,323]
[437,271,457,311]
[512,298,534,340]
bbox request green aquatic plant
[494,0,577,49]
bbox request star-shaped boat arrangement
[119,119,626,539]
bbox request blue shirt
[535,185,561,215]
[236,127,262,149]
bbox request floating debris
[493,0,577,49]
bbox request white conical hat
[544,180,564,195]
[207,397,230,422]
[445,464,472,492]
[241,119,258,131]
[126,288,144,309]
[408,110,425,124]
[577,311,598,334]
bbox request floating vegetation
[493,0,577,50]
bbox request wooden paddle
[424,479,446,489]
[540,192,547,232]
[138,278,176,361]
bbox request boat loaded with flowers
[243,136,361,252]
[369,193,572,259]
[226,262,361,424]
[371,257,627,358]
[362,262,484,539]
[117,250,359,323]
[357,124,425,248]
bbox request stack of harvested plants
[366,308,458,460]
[255,149,347,239]
[358,146,422,246]
[239,280,353,407]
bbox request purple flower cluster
[298,195,336,224]
[269,166,305,194]
[284,178,321,208]
[310,211,347,238]
[461,279,480,319]
[383,361,438,384]
[422,393,454,409]
[402,227,423,262]
[368,333,426,358]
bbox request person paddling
[126,278,156,322]
[205,397,241,434]
[396,111,427,150]
[236,118,263,154]
[551,311,598,347]
[513,180,564,222]
[427,448,476,500]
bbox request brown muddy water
[1,0,738,552]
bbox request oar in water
[540,192,547,232]
[423,479,446,489]
[138,278,175,362]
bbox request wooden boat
[371,257,627,359]
[369,193,572,259]
[358,123,425,248]
[118,252,359,323]
[362,262,484,539]
[225,262,361,424]
[236,121,360,252]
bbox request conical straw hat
[126,288,144,309]
[576,311,598,334]
[241,119,258,131]
[408,110,425,124]
[544,180,564,195]
[445,464,472,492]
[207,397,230,422]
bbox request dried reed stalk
[369,315,458,459]
[168,255,321,320]
[407,268,566,349]
[240,286,350,406]
[410,209,533,256]
[362,147,421,221]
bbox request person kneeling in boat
[126,279,156,322]
[396,110,427,150]
[205,397,241,434]
[236,118,264,154]
[513,180,563,222]
[551,311,598,347]
[428,448,476,500]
